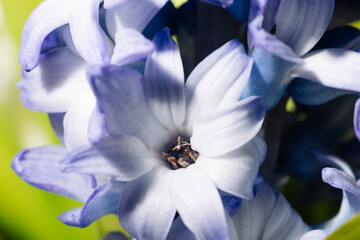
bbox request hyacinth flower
[165,176,313,240]
[19,0,168,71]
[13,29,266,239]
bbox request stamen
[162,136,199,170]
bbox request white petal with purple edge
[290,49,360,92]
[19,0,71,70]
[247,16,303,63]
[191,97,265,157]
[185,40,253,128]
[105,0,168,40]
[232,178,309,240]
[144,28,186,130]
[111,28,155,66]
[118,168,176,240]
[18,48,90,113]
[322,168,360,199]
[62,135,158,181]
[69,0,110,65]
[64,91,95,150]
[12,145,91,202]
[169,166,230,240]
[273,0,334,56]
[59,179,124,228]
[195,136,266,199]
[88,65,168,150]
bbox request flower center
[162,136,199,170]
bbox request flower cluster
[12,0,360,239]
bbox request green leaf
[327,212,360,240]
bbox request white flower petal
[191,97,265,157]
[144,28,186,130]
[119,169,176,240]
[18,48,89,112]
[195,136,266,199]
[169,166,230,240]
[185,40,253,128]
[62,135,158,181]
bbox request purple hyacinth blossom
[19,0,168,71]
[57,29,266,239]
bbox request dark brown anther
[162,136,199,170]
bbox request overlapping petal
[191,96,265,157]
[105,0,168,40]
[185,40,253,127]
[232,178,310,240]
[169,166,230,240]
[118,169,176,240]
[62,136,158,181]
[195,136,266,199]
[290,49,360,93]
[59,179,124,228]
[88,65,168,150]
[144,28,186,130]
[12,145,91,202]
[63,92,96,150]
[354,98,360,141]
[111,28,155,66]
[18,48,90,112]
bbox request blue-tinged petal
[247,16,302,63]
[195,136,266,199]
[200,0,233,8]
[64,92,96,150]
[300,230,328,240]
[59,179,124,228]
[185,40,253,128]
[62,135,158,181]
[289,78,353,106]
[88,65,168,150]
[290,49,360,93]
[240,47,298,109]
[88,103,106,144]
[12,145,91,202]
[110,28,155,66]
[49,113,65,145]
[272,0,334,56]
[69,0,110,65]
[191,97,265,157]
[18,48,90,113]
[169,166,230,240]
[322,168,360,199]
[104,0,129,9]
[105,0,168,40]
[118,168,176,240]
[19,0,71,70]
[354,98,360,141]
[232,177,309,239]
[144,28,186,131]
